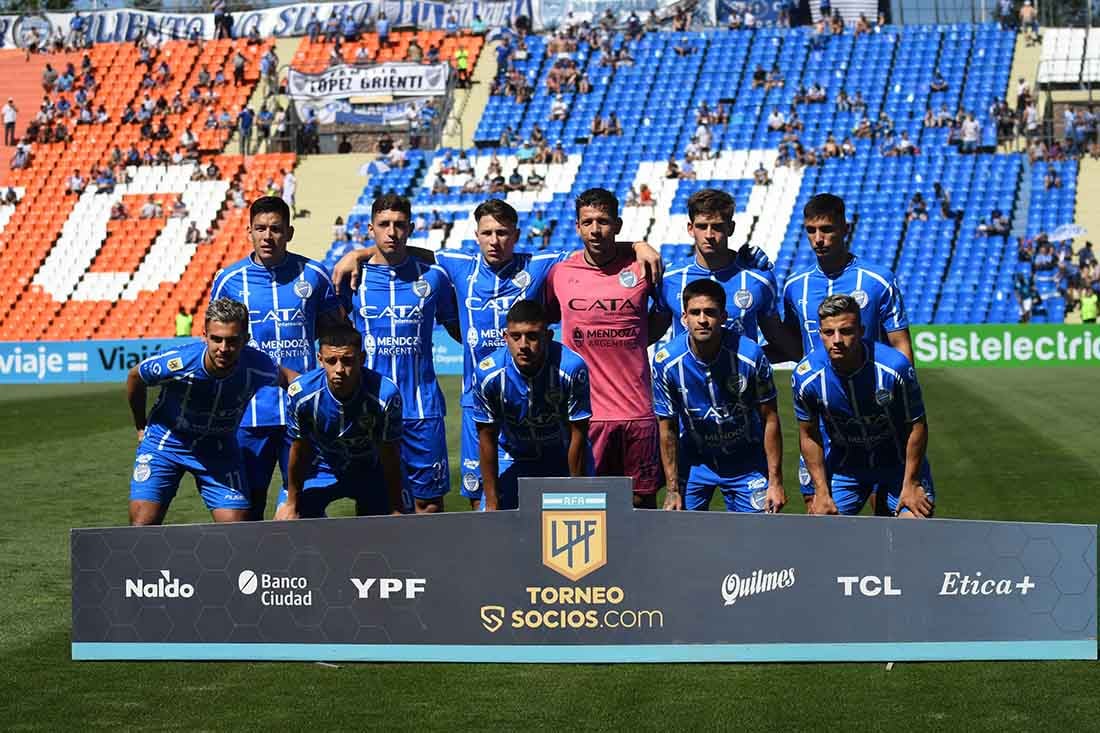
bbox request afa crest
[541,493,607,582]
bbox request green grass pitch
[1,369,1097,730]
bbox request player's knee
[129,501,163,526]
[212,508,250,523]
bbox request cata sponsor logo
[721,567,796,606]
[237,569,312,606]
[125,570,194,599]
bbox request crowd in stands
[1014,235,1100,322]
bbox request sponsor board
[0,338,192,384]
[71,478,1097,662]
[911,324,1100,367]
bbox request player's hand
[765,481,786,513]
[736,244,773,271]
[811,493,838,515]
[332,250,365,295]
[274,503,299,520]
[896,480,932,518]
[663,488,683,510]
[136,428,145,443]
[632,240,665,286]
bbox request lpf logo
[541,492,607,581]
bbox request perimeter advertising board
[72,479,1097,663]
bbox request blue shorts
[683,463,770,513]
[459,408,482,500]
[238,425,290,500]
[129,439,250,511]
[402,418,450,504]
[275,475,392,518]
[830,459,936,516]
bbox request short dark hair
[506,299,548,325]
[803,193,846,223]
[474,198,518,228]
[682,278,727,311]
[371,193,412,219]
[318,324,363,352]
[817,294,862,322]
[249,195,289,225]
[575,187,619,219]
[687,188,734,222]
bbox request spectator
[232,51,247,86]
[281,168,297,217]
[1045,167,1062,189]
[550,94,568,121]
[590,113,606,137]
[907,193,929,221]
[638,183,655,206]
[665,156,680,178]
[767,107,786,131]
[840,136,856,157]
[1079,241,1097,269]
[550,142,567,164]
[2,98,17,146]
[170,195,189,218]
[341,15,359,44]
[324,14,341,43]
[455,47,471,88]
[607,112,622,136]
[65,169,86,195]
[185,221,203,244]
[1019,1,1039,45]
[139,195,162,219]
[854,14,871,38]
[94,167,116,194]
[306,12,322,44]
[1,187,16,205]
[765,64,784,90]
[930,70,948,93]
[109,201,129,220]
[850,91,867,114]
[388,142,407,169]
[238,106,254,155]
[753,161,771,185]
[959,114,980,153]
[1081,284,1098,323]
[431,172,449,195]
[673,36,694,56]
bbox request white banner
[0,1,534,47]
[287,63,449,100]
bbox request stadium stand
[0,19,1087,340]
[325,23,1075,326]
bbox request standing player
[545,188,672,508]
[653,280,785,512]
[659,188,799,360]
[331,198,663,509]
[347,194,460,513]
[126,298,294,525]
[472,300,592,510]
[274,325,404,519]
[210,196,346,520]
[781,193,914,510]
[793,295,934,517]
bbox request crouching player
[472,300,592,510]
[652,279,785,513]
[792,295,934,517]
[126,298,294,525]
[275,325,405,519]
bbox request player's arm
[275,438,311,520]
[657,416,682,510]
[896,415,932,518]
[331,245,437,294]
[798,419,836,515]
[125,365,148,442]
[780,297,806,361]
[379,439,404,515]
[647,308,672,345]
[625,241,664,286]
[276,366,300,389]
[886,328,914,363]
[760,313,801,364]
[566,419,589,476]
[477,422,501,510]
[758,398,786,513]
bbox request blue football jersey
[471,341,592,462]
[660,260,778,341]
[138,341,280,451]
[436,250,566,406]
[347,257,458,420]
[286,367,403,483]
[781,256,908,355]
[791,342,925,473]
[652,330,777,476]
[210,253,341,427]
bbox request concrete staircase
[288,152,376,261]
[442,40,499,150]
[225,37,301,155]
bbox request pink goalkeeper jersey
[545,251,656,422]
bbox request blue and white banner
[287,63,450,101]
[0,1,534,47]
[0,338,193,384]
[0,334,462,384]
